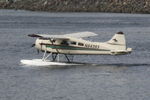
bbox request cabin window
[78,43,84,46]
[70,41,76,45]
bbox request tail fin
[107,32,126,50]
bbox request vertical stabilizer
[107,32,126,50]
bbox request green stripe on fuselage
[46,45,109,51]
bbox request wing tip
[28,34,42,37]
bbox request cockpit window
[61,40,69,45]
[61,40,76,46]
[51,39,56,43]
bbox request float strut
[64,54,70,62]
[52,53,58,61]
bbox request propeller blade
[37,49,39,54]
[31,44,35,47]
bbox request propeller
[30,43,40,54]
[31,44,35,47]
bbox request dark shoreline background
[0,0,150,13]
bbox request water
[0,10,150,100]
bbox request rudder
[107,32,126,50]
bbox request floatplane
[21,31,132,66]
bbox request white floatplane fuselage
[34,32,132,55]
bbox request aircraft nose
[35,38,42,49]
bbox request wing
[28,34,69,40]
[28,31,97,39]
[64,31,97,38]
